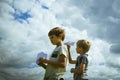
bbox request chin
[52,43,55,45]
[52,43,56,45]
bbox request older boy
[39,27,68,80]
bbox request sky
[0,0,120,80]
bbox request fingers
[39,57,47,63]
[39,57,44,63]
[38,62,44,66]
[70,68,75,73]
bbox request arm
[48,54,67,68]
[70,62,85,75]
[67,45,76,64]
[40,54,67,68]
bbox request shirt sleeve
[80,55,88,64]
[59,46,68,58]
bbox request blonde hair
[77,39,91,53]
[48,27,65,41]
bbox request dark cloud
[60,0,120,55]
[110,44,120,53]
[0,68,43,80]
[83,0,120,43]
[68,0,120,43]
[53,0,120,44]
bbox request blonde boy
[67,40,90,80]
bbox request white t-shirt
[44,45,68,78]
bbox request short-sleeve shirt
[44,45,68,79]
[74,54,88,80]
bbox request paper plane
[36,52,47,64]
[64,41,75,46]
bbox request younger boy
[39,27,68,80]
[67,40,90,80]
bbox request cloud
[0,0,120,80]
[112,0,120,14]
[50,0,120,45]
[0,0,54,80]
[110,44,120,54]
[0,67,43,80]
[50,0,120,64]
[12,0,35,13]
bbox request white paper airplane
[64,41,75,46]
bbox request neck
[80,53,85,55]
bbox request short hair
[76,39,91,53]
[48,27,65,41]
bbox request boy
[39,27,68,80]
[67,40,90,80]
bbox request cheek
[50,39,54,43]
[50,39,52,42]
[76,48,78,52]
[51,39,57,43]
[76,48,77,51]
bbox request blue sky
[0,0,120,80]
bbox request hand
[39,57,47,63]
[70,68,75,73]
[38,62,47,69]
[38,62,44,66]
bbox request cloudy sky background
[0,0,120,80]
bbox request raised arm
[67,45,76,64]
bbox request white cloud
[65,27,88,41]
[0,1,14,19]
[13,0,35,13]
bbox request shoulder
[77,54,88,61]
[81,54,88,58]
[79,54,88,63]
[59,46,68,57]
[58,45,66,49]
[58,46,67,52]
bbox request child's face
[76,46,84,54]
[49,35,61,45]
